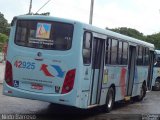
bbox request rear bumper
[3,82,77,107]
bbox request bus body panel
[103,66,128,101]
[3,15,155,110]
[132,66,148,96]
[152,68,160,87]
[3,16,86,108]
[3,81,77,107]
[11,54,74,94]
[99,88,109,105]
[152,50,160,90]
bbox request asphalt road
[0,84,160,120]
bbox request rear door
[127,46,136,96]
[89,34,106,105]
[12,19,74,94]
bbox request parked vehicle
[3,15,155,112]
[152,50,160,91]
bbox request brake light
[61,69,76,94]
[5,61,13,86]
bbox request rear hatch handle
[35,58,43,61]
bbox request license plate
[31,83,43,90]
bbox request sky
[0,0,160,35]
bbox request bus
[3,15,155,112]
[152,50,160,91]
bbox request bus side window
[83,32,92,64]
[122,42,128,65]
[118,41,123,64]
[111,39,118,65]
[144,47,149,66]
[137,46,143,66]
[105,38,111,64]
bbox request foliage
[0,12,10,35]
[107,27,160,49]
[108,27,145,40]
[0,33,8,52]
[0,12,9,52]
[0,33,8,43]
[146,33,160,49]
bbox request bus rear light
[61,69,76,94]
[5,61,13,87]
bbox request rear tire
[136,84,146,101]
[153,81,160,91]
[103,87,115,113]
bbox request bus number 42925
[14,60,35,70]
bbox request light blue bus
[3,15,155,112]
[152,50,160,91]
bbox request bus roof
[155,50,160,54]
[15,15,154,50]
[14,15,76,25]
[82,24,154,50]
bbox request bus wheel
[153,81,160,91]
[136,84,146,101]
[104,87,115,113]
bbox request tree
[107,27,160,49]
[107,27,145,40]
[0,33,8,52]
[0,12,10,35]
[0,33,8,43]
[146,33,160,49]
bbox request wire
[35,0,51,14]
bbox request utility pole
[29,0,32,14]
[89,0,94,25]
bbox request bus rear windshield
[15,20,74,50]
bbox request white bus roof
[82,24,154,50]
[155,50,160,54]
[15,15,155,50]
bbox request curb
[0,62,5,84]
[0,80,3,84]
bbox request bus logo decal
[51,65,65,78]
[40,64,54,77]
[36,23,51,39]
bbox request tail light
[5,61,13,86]
[61,69,76,94]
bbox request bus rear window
[15,20,74,50]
